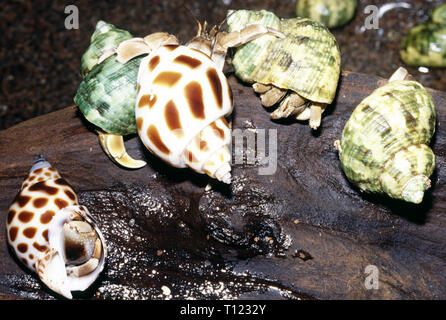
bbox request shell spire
[6,157,107,298]
[335,68,436,204]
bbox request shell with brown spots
[6,161,78,271]
[135,44,233,184]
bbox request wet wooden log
[0,71,445,299]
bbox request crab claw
[98,132,146,169]
[36,205,107,299]
[116,37,152,64]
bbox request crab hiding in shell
[6,157,107,299]
[227,10,341,130]
[295,0,357,29]
[76,19,284,183]
[400,3,446,68]
[75,21,147,169]
[335,67,436,204]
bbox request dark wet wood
[0,71,445,300]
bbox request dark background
[0,0,444,129]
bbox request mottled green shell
[75,21,141,136]
[296,0,357,29]
[75,55,142,135]
[431,3,446,25]
[338,80,436,203]
[227,10,341,104]
[81,21,133,77]
[400,23,446,67]
[400,4,446,68]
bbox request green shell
[295,0,357,29]
[400,4,446,68]
[338,80,436,203]
[75,21,141,136]
[431,3,446,25]
[227,10,341,104]
[81,21,133,77]
[75,55,142,136]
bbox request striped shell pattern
[6,158,107,299]
[337,80,436,204]
[227,9,341,105]
[296,0,357,29]
[135,44,233,183]
[400,4,446,67]
[74,21,141,136]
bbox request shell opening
[62,220,99,267]
[42,205,107,298]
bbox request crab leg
[295,107,311,121]
[211,25,285,70]
[116,33,179,64]
[219,24,285,49]
[271,92,307,119]
[98,132,146,169]
[260,86,288,108]
[309,103,326,130]
[252,83,272,94]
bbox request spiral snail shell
[6,157,107,299]
[227,9,341,129]
[400,4,446,68]
[295,0,357,29]
[80,20,133,77]
[74,21,147,169]
[335,68,436,204]
[135,45,233,183]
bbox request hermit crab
[335,67,436,204]
[400,3,446,67]
[6,157,107,298]
[295,0,357,29]
[74,21,147,169]
[227,9,341,130]
[76,19,284,183]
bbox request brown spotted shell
[6,157,107,299]
[7,160,78,270]
[135,45,233,183]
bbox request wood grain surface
[0,71,445,299]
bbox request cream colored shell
[7,163,78,271]
[6,159,107,298]
[135,45,233,182]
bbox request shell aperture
[6,157,107,299]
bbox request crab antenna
[183,4,201,33]
[215,9,237,33]
[209,10,238,58]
